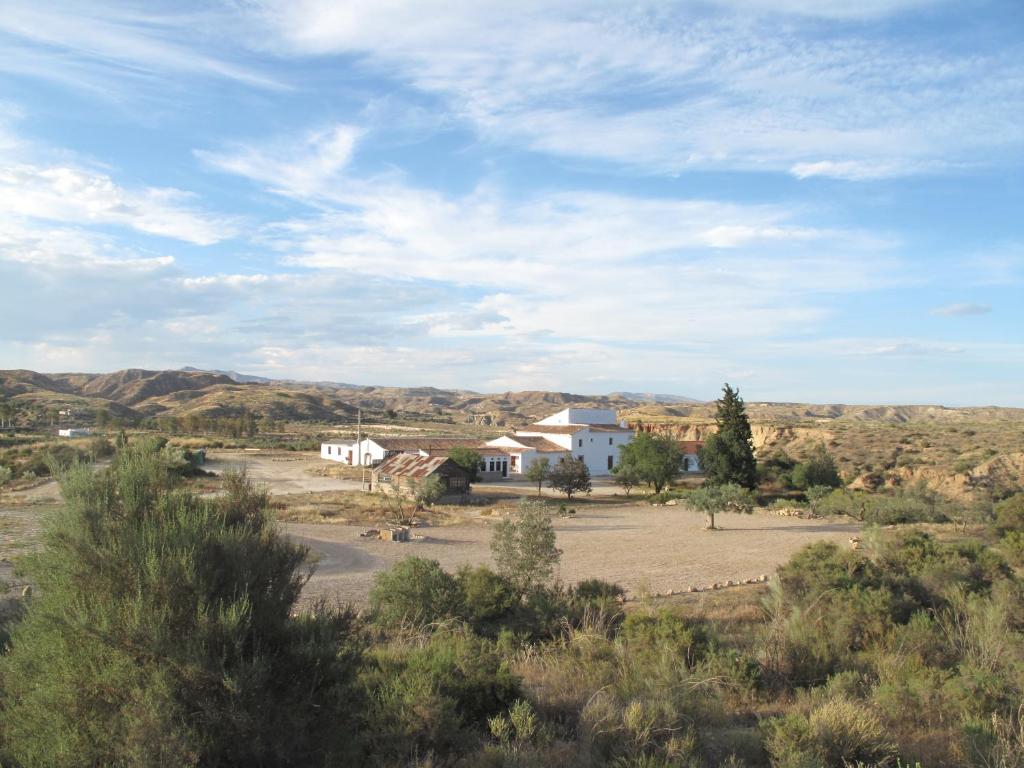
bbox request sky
[0,1,1022,405]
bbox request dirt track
[285,505,860,607]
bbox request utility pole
[357,408,367,491]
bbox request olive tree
[524,457,551,495]
[616,432,682,493]
[490,499,560,592]
[547,456,591,500]
[687,483,755,530]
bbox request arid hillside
[3,367,1023,499]
[0,368,645,426]
[625,402,1024,500]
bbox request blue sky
[0,1,1022,404]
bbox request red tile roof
[497,435,568,452]
[678,440,704,454]
[519,423,633,435]
[373,437,485,451]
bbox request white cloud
[0,162,237,245]
[711,0,945,19]
[248,1,1024,179]
[238,172,902,345]
[196,124,360,200]
[790,160,934,181]
[931,302,992,317]
[0,0,284,96]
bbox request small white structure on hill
[57,428,92,437]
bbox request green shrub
[1000,530,1024,566]
[620,610,709,668]
[791,445,842,490]
[0,442,363,767]
[573,578,625,614]
[457,565,518,636]
[995,493,1024,535]
[369,557,463,628]
[765,696,895,768]
[87,436,115,460]
[0,464,11,486]
[360,628,519,763]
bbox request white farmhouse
[320,406,637,480]
[486,407,633,477]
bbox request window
[578,438,583,447]
[479,460,487,471]
[327,446,332,454]
[609,438,613,445]
[608,455,614,470]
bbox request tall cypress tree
[698,383,757,489]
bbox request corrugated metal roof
[373,453,460,478]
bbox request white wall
[321,442,352,463]
[536,407,617,425]
[565,427,633,476]
[320,438,388,465]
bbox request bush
[0,464,11,486]
[1000,530,1024,566]
[573,578,625,614]
[813,487,951,525]
[369,557,463,628]
[995,493,1024,535]
[360,628,519,763]
[0,441,363,767]
[457,566,518,636]
[791,445,842,490]
[764,696,896,768]
[87,436,115,460]
[620,610,709,668]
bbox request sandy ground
[0,479,64,594]
[0,454,861,614]
[204,450,364,494]
[285,505,860,608]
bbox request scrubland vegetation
[1,439,1023,767]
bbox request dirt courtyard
[1,451,862,610]
[286,505,860,607]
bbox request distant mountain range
[610,391,703,405]
[0,367,697,427]
[3,367,1021,429]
